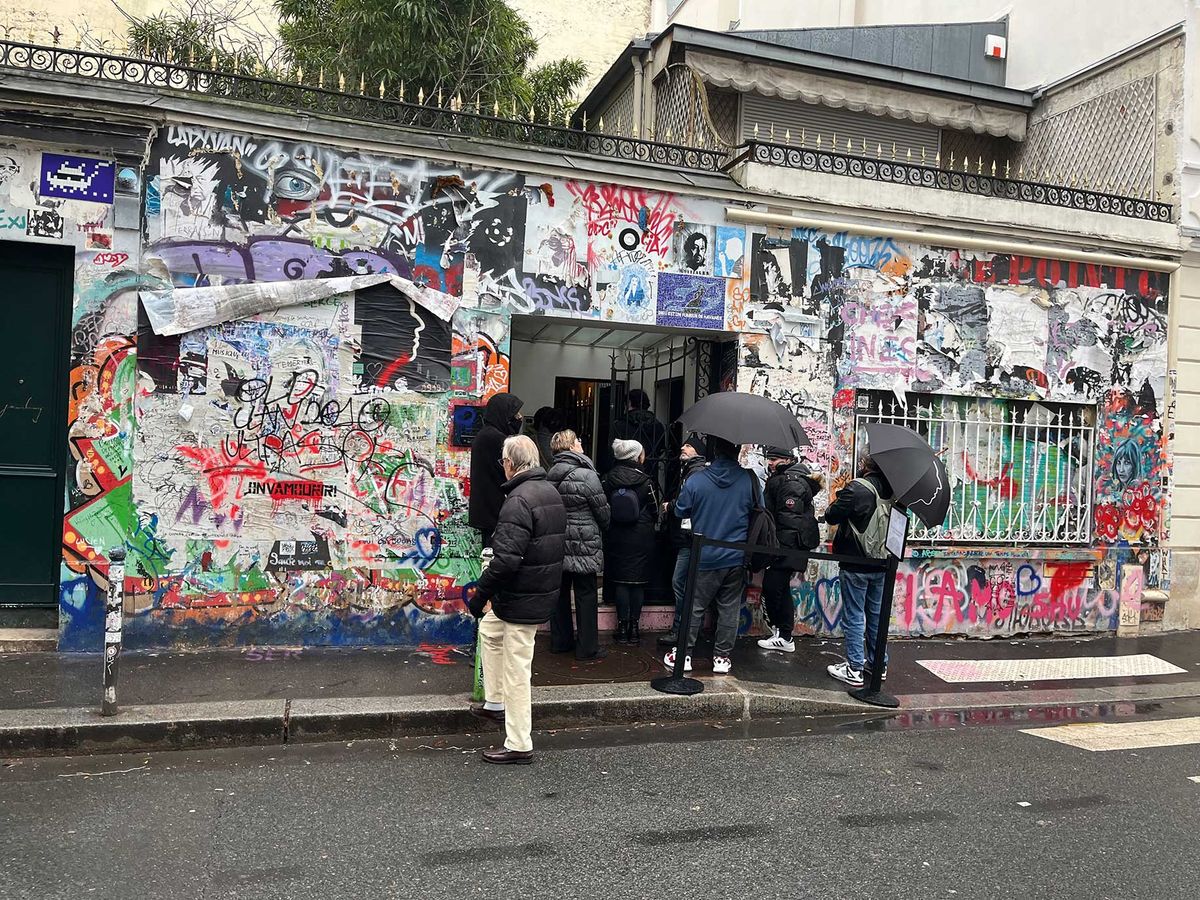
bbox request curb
[5,679,1200,757]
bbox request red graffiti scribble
[566,182,677,264]
[415,643,458,665]
[93,251,129,268]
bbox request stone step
[0,628,57,652]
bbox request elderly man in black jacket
[468,434,567,765]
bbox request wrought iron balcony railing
[725,140,1174,223]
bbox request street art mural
[0,123,1172,649]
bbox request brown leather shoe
[469,703,505,725]
[482,747,533,765]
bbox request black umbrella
[678,391,810,450]
[863,423,950,529]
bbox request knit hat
[684,435,707,456]
[612,438,644,462]
[763,445,796,461]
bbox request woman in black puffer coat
[602,438,660,645]
[545,430,611,660]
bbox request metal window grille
[853,392,1096,545]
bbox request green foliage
[274,0,585,118]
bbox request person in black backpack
[823,454,893,687]
[602,438,660,644]
[757,447,824,654]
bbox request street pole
[101,547,126,717]
[651,532,705,696]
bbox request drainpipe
[631,53,644,139]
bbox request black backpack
[744,470,779,572]
[610,485,643,524]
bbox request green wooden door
[0,241,73,607]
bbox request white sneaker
[827,661,864,687]
[712,655,732,674]
[663,648,692,672]
[757,634,795,653]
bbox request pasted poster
[714,225,746,278]
[750,234,808,309]
[656,273,725,330]
[674,222,714,276]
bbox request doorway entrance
[509,316,737,616]
[0,241,74,625]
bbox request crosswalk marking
[1022,716,1200,752]
[917,654,1185,683]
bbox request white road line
[1188,776,1200,783]
[917,654,1185,683]
[1021,716,1200,752]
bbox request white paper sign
[886,506,909,559]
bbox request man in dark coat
[468,435,566,765]
[823,455,893,688]
[610,389,667,483]
[468,392,524,547]
[757,447,823,655]
[545,429,610,660]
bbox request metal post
[848,551,901,708]
[101,547,126,716]
[651,532,705,696]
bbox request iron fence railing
[854,393,1097,545]
[0,40,727,173]
[728,140,1175,223]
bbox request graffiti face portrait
[1112,439,1140,488]
[683,232,708,271]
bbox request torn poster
[140,273,460,336]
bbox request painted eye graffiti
[273,168,321,201]
[484,217,514,246]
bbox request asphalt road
[4,701,1200,900]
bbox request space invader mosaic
[39,153,115,203]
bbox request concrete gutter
[6,678,1198,758]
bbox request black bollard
[101,547,126,717]
[651,532,705,696]
[849,551,901,708]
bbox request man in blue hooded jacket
[663,436,754,675]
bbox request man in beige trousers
[468,435,567,764]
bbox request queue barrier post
[648,532,901,707]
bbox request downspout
[631,54,644,139]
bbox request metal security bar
[854,393,1096,544]
[726,141,1174,224]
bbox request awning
[686,50,1028,141]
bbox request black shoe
[576,647,609,662]
[469,703,505,726]
[628,622,640,645]
[482,747,533,765]
[550,644,575,654]
[614,620,630,644]
[656,632,678,648]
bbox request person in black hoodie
[468,435,566,765]
[757,447,824,654]
[823,454,893,687]
[468,393,524,547]
[602,438,660,645]
[610,389,667,483]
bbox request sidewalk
[3,631,1199,756]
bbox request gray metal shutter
[741,94,941,159]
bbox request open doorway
[509,316,738,618]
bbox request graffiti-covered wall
[0,119,1173,649]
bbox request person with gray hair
[468,434,567,764]
[602,438,660,644]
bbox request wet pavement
[2,629,1199,712]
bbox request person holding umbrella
[823,454,894,687]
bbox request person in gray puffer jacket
[545,429,611,660]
